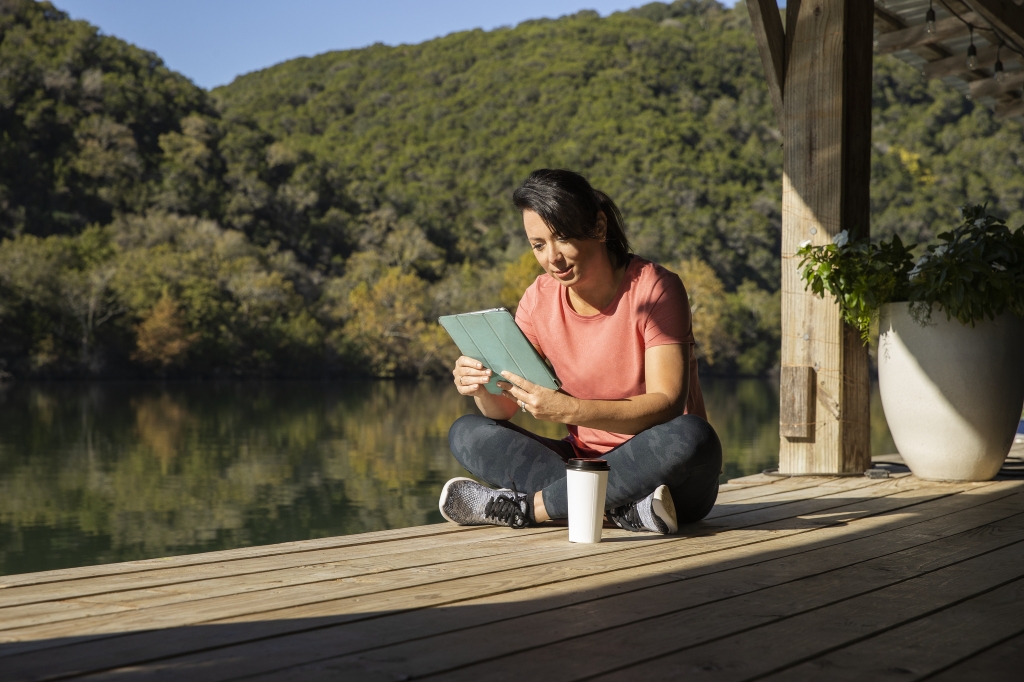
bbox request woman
[439,169,722,534]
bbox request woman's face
[522,209,608,288]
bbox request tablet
[438,307,560,395]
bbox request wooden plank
[0,521,489,590]
[226,493,1024,682]
[0,477,895,642]
[0,527,575,631]
[923,43,1003,78]
[874,2,991,81]
[779,0,872,474]
[0,477,894,649]
[994,96,1024,119]
[747,0,787,128]
[567,520,1024,681]
[5,482,1009,681]
[964,0,1024,55]
[927,629,1024,682]
[970,68,1024,99]
[152,488,1024,682]
[0,526,567,612]
[874,12,979,54]
[0,477,818,600]
[0,478,960,675]
[874,4,957,62]
[780,365,815,438]
[763,578,1024,680]
[0,478,842,614]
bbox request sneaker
[438,477,531,529]
[607,485,678,534]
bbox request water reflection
[0,379,895,575]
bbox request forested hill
[1,0,1023,380]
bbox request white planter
[878,303,1024,481]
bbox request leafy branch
[797,205,1024,344]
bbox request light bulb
[995,59,1006,82]
[967,44,978,69]
[926,8,936,35]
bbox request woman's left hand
[497,371,578,423]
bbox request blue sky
[56,1,739,90]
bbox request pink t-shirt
[515,256,706,457]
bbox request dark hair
[511,169,631,268]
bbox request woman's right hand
[453,356,493,397]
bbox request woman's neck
[567,258,627,316]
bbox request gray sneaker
[607,484,678,534]
[438,477,531,529]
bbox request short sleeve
[643,269,693,349]
[514,278,542,348]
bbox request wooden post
[749,0,872,474]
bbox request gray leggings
[448,414,722,522]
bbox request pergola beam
[995,96,1024,117]
[964,0,1024,52]
[970,68,1024,97]
[874,12,980,54]
[747,0,787,129]
[923,43,1004,78]
[874,4,956,61]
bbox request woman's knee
[447,414,494,465]
[663,414,723,474]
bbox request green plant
[906,205,1024,326]
[796,231,916,343]
[798,205,1024,343]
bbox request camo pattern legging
[447,413,722,522]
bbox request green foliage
[797,231,917,343]
[0,0,211,237]
[798,205,1024,342]
[2,0,1024,378]
[907,205,1024,326]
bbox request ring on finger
[518,399,526,412]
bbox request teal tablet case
[438,308,560,395]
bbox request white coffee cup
[566,458,610,543]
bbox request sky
[56,1,739,90]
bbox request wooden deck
[3,458,1024,681]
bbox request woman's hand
[453,356,494,397]
[497,371,579,423]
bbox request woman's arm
[498,343,691,435]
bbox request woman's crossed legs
[445,413,722,530]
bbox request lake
[0,379,896,576]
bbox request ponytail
[512,169,632,268]
[593,190,631,269]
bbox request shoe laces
[483,482,529,529]
[609,502,644,532]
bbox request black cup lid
[566,458,610,471]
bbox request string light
[967,25,978,69]
[995,42,1006,83]
[926,0,936,35]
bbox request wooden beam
[779,0,872,475]
[780,366,816,439]
[970,68,1024,98]
[874,12,980,54]
[786,0,802,74]
[923,43,1003,78]
[874,3,992,81]
[747,0,787,129]
[995,97,1024,117]
[963,0,1024,53]
[874,4,957,62]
